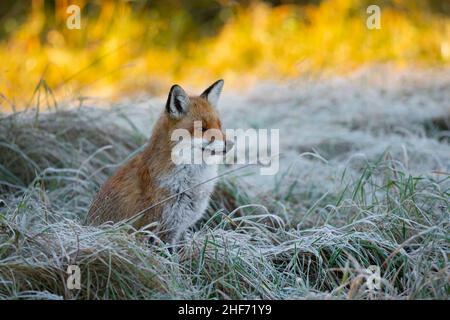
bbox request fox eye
[202,127,208,133]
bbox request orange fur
[87,87,226,241]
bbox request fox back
[87,80,230,244]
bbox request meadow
[0,0,449,300]
[0,66,448,299]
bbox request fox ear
[200,79,224,109]
[166,85,190,119]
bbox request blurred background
[0,0,449,109]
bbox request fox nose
[224,139,234,153]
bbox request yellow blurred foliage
[0,0,449,109]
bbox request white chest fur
[159,164,218,243]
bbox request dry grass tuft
[0,92,448,299]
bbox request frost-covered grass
[0,67,449,299]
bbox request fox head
[165,80,233,164]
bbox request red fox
[87,80,231,244]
